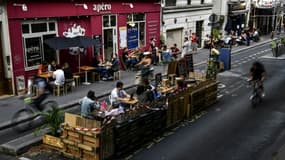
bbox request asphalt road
[131,44,285,160]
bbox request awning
[230,9,248,15]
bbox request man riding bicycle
[30,77,51,110]
[248,61,266,98]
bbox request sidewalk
[0,34,273,129]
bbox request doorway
[103,28,116,61]
[196,20,203,48]
[103,15,117,61]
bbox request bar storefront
[7,1,160,95]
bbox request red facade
[7,1,161,94]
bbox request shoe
[262,92,265,97]
[250,95,254,100]
[102,77,107,81]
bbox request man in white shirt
[181,37,191,58]
[110,81,130,109]
[52,67,65,86]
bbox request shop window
[31,23,47,33]
[103,15,116,27]
[22,20,57,70]
[110,15,116,27]
[49,22,55,31]
[165,0,176,6]
[22,24,29,34]
[187,0,191,5]
[127,13,145,49]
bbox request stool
[92,72,100,82]
[64,79,74,94]
[168,74,176,86]
[113,71,120,80]
[53,84,65,96]
[32,84,39,96]
[73,75,80,87]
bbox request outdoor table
[158,86,174,94]
[98,63,111,69]
[38,72,53,81]
[80,66,95,85]
[121,98,138,108]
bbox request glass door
[103,15,117,61]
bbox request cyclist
[30,77,50,110]
[248,61,266,98]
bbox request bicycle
[249,80,263,108]
[11,93,58,132]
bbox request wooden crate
[63,145,82,158]
[83,135,100,148]
[82,150,100,160]
[65,112,82,128]
[43,134,64,150]
[64,112,103,129]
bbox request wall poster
[119,26,127,48]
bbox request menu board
[184,54,194,73]
[25,37,42,67]
[177,58,187,76]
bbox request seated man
[50,66,65,87]
[80,90,100,118]
[110,81,130,109]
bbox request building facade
[161,0,213,49]
[212,0,249,36]
[249,0,278,34]
[0,1,13,96]
[6,1,160,95]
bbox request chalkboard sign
[25,37,42,67]
[184,54,194,73]
[177,58,187,76]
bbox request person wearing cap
[80,90,100,118]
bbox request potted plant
[35,105,64,150]
[271,40,278,57]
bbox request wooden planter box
[43,134,64,150]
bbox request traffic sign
[209,13,218,23]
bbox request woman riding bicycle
[249,61,266,98]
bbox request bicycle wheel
[41,100,58,112]
[11,108,34,132]
[251,95,260,108]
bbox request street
[1,41,285,160]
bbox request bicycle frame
[250,80,262,107]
